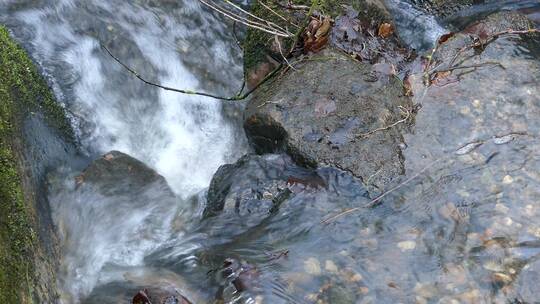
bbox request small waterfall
[1,0,246,301]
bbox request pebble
[397,241,416,251]
[494,203,509,214]
[255,295,264,304]
[325,260,338,273]
[414,283,437,299]
[416,296,428,304]
[491,272,512,284]
[502,175,514,184]
[458,289,481,304]
[524,204,534,217]
[304,257,322,276]
[483,261,504,272]
[262,191,273,200]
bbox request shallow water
[2,1,540,304]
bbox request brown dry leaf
[75,174,84,186]
[315,17,332,39]
[303,17,332,53]
[431,70,459,86]
[378,23,393,38]
[403,76,413,96]
[438,32,455,44]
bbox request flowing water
[1,0,246,302]
[2,0,540,303]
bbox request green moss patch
[0,25,72,303]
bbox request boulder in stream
[244,48,413,192]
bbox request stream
[1,0,540,303]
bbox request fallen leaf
[334,7,361,41]
[378,23,393,38]
[437,32,455,44]
[430,70,453,85]
[303,16,332,53]
[403,75,413,96]
[133,290,151,304]
[75,175,84,186]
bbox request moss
[0,25,72,303]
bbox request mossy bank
[0,25,74,303]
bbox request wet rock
[213,258,261,303]
[408,0,473,17]
[132,288,192,304]
[51,151,180,300]
[244,48,412,191]
[75,150,174,197]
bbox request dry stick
[275,35,296,70]
[225,0,292,35]
[203,0,291,36]
[224,0,283,29]
[101,43,283,101]
[356,106,411,139]
[199,0,292,37]
[276,1,310,11]
[321,156,445,224]
[259,1,300,28]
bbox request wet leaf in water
[377,23,394,38]
[133,290,151,304]
[455,141,484,155]
[437,32,456,45]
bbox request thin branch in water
[426,28,539,85]
[232,21,244,50]
[101,43,282,101]
[321,157,445,224]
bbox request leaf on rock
[303,17,332,53]
[377,23,393,38]
[334,6,361,41]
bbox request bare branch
[101,43,282,101]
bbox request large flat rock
[244,48,412,191]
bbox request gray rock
[76,150,174,198]
[244,48,412,191]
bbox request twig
[275,35,296,70]
[260,1,300,28]
[101,43,283,101]
[276,1,310,11]
[321,156,445,224]
[426,28,539,85]
[232,21,243,50]
[356,106,411,139]
[200,0,293,37]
